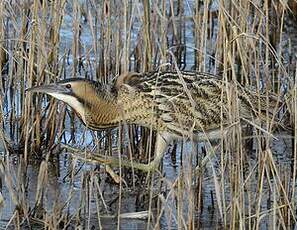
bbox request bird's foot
[61,144,161,172]
[140,158,161,172]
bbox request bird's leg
[62,133,173,172]
[61,132,173,172]
[143,132,173,172]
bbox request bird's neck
[75,88,120,130]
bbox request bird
[27,71,279,171]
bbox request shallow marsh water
[0,132,295,229]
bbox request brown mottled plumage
[116,71,275,137]
[27,71,278,171]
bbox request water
[1,132,293,229]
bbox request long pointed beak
[26,84,67,95]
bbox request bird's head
[27,78,99,124]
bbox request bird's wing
[116,71,226,134]
[115,71,279,136]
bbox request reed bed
[0,0,296,229]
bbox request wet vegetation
[0,0,297,229]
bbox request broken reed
[0,0,296,229]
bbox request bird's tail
[241,88,284,131]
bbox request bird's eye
[65,84,72,89]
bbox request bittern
[27,71,278,171]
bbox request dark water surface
[0,132,295,229]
